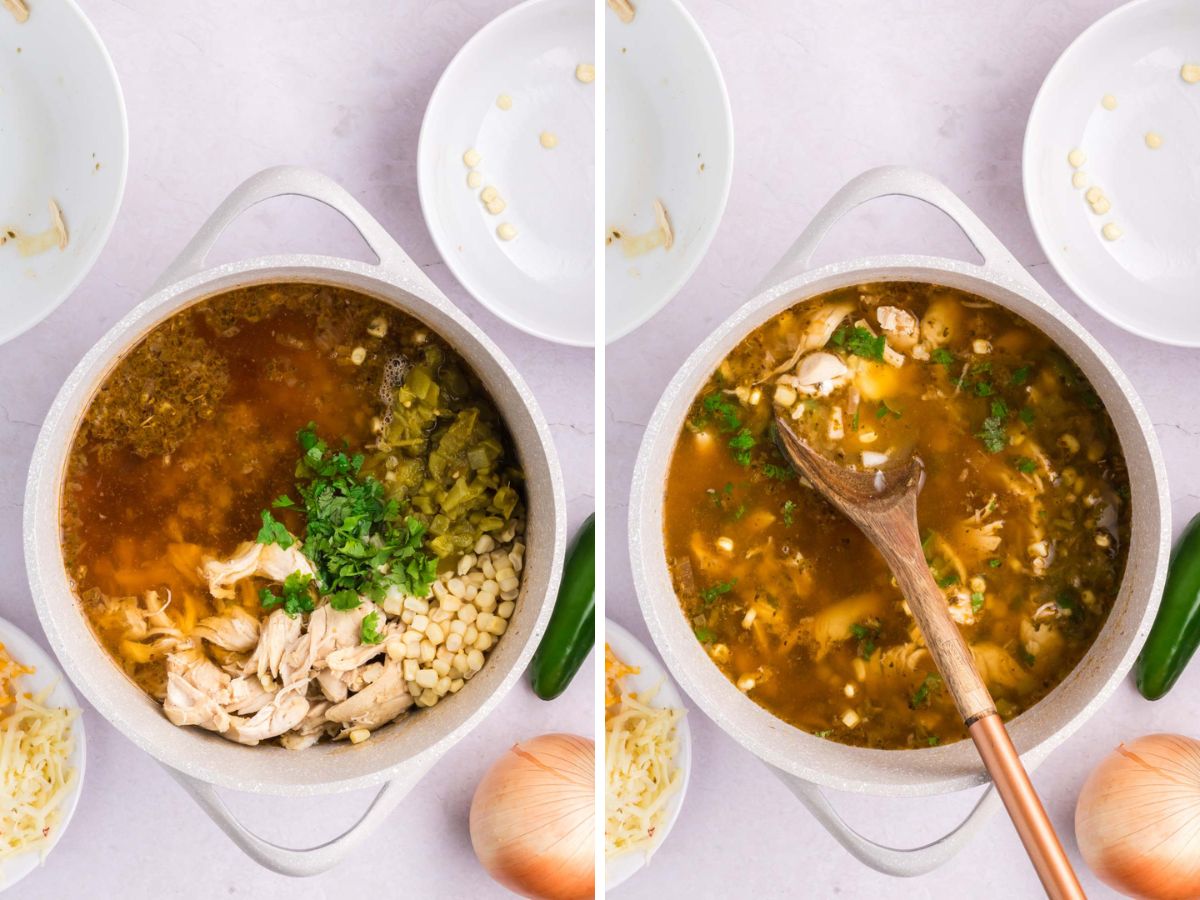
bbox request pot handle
[771,767,1005,877]
[151,165,435,295]
[754,166,1043,297]
[165,754,437,878]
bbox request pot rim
[26,252,567,796]
[630,252,1170,797]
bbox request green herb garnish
[876,399,901,419]
[1014,456,1037,474]
[1010,365,1031,385]
[971,591,985,613]
[931,347,955,367]
[935,570,960,588]
[782,499,796,527]
[975,381,994,397]
[988,558,1002,568]
[850,622,880,660]
[329,590,362,611]
[976,415,1007,453]
[911,673,943,708]
[256,509,294,549]
[1019,407,1035,425]
[729,428,756,466]
[761,463,793,481]
[694,626,715,643]
[834,326,886,361]
[699,579,737,604]
[361,611,385,645]
[259,571,314,618]
[292,424,437,601]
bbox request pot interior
[632,262,1168,797]
[28,264,563,795]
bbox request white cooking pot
[24,166,566,877]
[629,166,1170,876]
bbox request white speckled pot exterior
[24,168,567,803]
[629,168,1170,871]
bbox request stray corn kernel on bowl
[25,168,566,876]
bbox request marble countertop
[606,0,1193,897]
[1,2,593,897]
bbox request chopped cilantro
[1020,648,1037,667]
[1019,407,1035,425]
[698,393,741,433]
[361,611,385,645]
[838,326,886,361]
[256,509,294,549]
[1010,365,1031,385]
[782,499,796,527]
[259,571,314,618]
[974,381,994,397]
[694,626,715,643]
[733,503,747,520]
[814,729,833,738]
[1014,456,1037,474]
[851,409,860,431]
[700,579,737,604]
[971,591,985,613]
[292,424,437,601]
[990,399,1009,419]
[729,428,756,466]
[988,558,1002,568]
[271,494,296,509]
[329,590,362,611]
[911,673,942,708]
[876,400,901,419]
[935,570,960,588]
[761,462,793,481]
[927,736,941,747]
[931,347,955,367]
[850,622,879,660]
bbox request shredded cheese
[604,644,683,860]
[0,643,78,868]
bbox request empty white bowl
[604,618,691,893]
[418,0,595,347]
[0,0,127,345]
[604,0,733,344]
[0,616,86,893]
[1024,0,1200,346]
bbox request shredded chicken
[201,540,314,601]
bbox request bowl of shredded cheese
[0,616,84,892]
[604,618,690,891]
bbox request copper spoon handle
[876,502,1085,900]
[771,420,1084,898]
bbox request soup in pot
[61,282,526,749]
[664,282,1129,749]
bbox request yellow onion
[470,733,595,900]
[1076,733,1200,899]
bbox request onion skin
[470,733,595,900]
[1076,733,1200,900]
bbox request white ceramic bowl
[0,0,127,345]
[24,167,566,877]
[604,618,691,893]
[0,615,85,894]
[418,0,595,347]
[604,0,733,344]
[630,167,1171,877]
[1024,0,1200,346]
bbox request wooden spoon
[774,415,1084,900]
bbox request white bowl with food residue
[605,617,691,892]
[0,0,127,344]
[1024,0,1200,346]
[604,0,733,343]
[0,615,85,893]
[418,0,595,347]
[24,166,566,878]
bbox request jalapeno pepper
[1136,512,1200,700]
[530,514,595,700]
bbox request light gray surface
[606,1,1193,898]
[1,2,593,897]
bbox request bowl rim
[630,255,1170,797]
[24,255,567,796]
[604,0,735,345]
[0,0,130,347]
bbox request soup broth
[664,282,1129,749]
[61,282,526,748]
